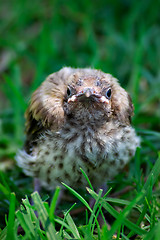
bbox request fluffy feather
[16,67,139,189]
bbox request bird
[16,67,140,190]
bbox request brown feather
[25,68,75,135]
[16,67,140,190]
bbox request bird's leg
[33,177,41,193]
[30,178,41,217]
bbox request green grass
[0,0,160,239]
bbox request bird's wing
[24,111,45,154]
[24,67,75,153]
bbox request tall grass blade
[31,191,61,240]
[6,193,16,240]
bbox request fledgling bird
[16,67,140,190]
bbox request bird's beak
[68,87,109,104]
[77,88,100,98]
[83,88,93,98]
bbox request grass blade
[49,186,61,223]
[16,205,36,239]
[31,191,61,240]
[108,192,144,239]
[143,153,160,193]
[62,182,101,240]
[61,182,92,213]
[65,213,81,239]
[89,189,146,237]
[80,168,94,191]
[86,187,102,232]
[6,193,16,240]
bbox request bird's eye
[67,86,72,97]
[105,88,111,99]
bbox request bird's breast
[16,122,140,189]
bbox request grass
[0,0,160,239]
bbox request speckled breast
[16,122,140,189]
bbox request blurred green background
[0,0,160,230]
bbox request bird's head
[26,67,134,132]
